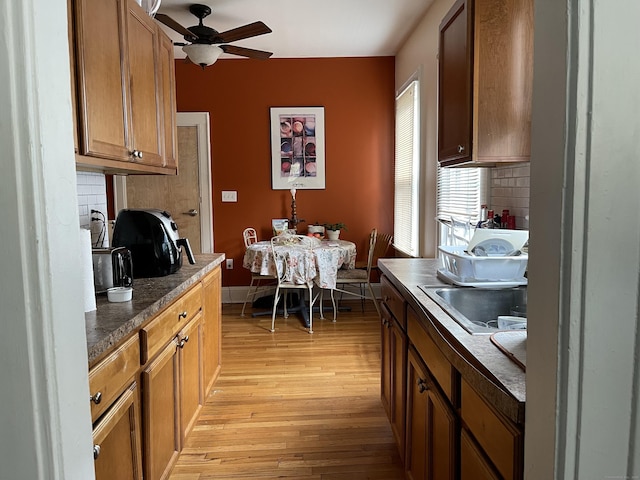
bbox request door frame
[114,112,214,253]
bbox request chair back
[243,227,258,248]
[270,234,317,284]
[368,230,393,273]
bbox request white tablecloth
[243,239,357,290]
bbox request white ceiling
[156,0,434,59]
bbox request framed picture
[270,106,325,190]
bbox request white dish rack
[438,245,528,284]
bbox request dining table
[242,238,357,326]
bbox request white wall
[0,0,95,478]
[395,0,456,258]
[527,0,640,479]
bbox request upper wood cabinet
[72,0,177,174]
[438,0,534,167]
[157,28,178,170]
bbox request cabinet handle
[89,392,102,405]
[178,311,188,320]
[178,335,190,348]
[417,378,429,393]
[93,444,101,460]
[131,150,143,159]
[457,144,465,153]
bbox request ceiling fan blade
[155,13,199,40]
[217,21,272,44]
[221,44,273,60]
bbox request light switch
[221,191,237,202]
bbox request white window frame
[394,78,420,257]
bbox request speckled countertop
[378,258,526,424]
[85,254,225,367]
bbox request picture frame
[270,106,325,190]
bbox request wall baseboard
[221,283,382,305]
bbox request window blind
[436,166,488,225]
[394,80,419,257]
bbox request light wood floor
[169,300,405,480]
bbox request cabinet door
[125,0,163,166]
[461,428,501,480]
[438,0,473,165]
[74,0,130,161]
[405,348,456,480]
[92,382,143,480]
[157,28,178,170]
[142,338,180,480]
[380,304,392,418]
[381,303,407,457]
[202,267,222,394]
[179,314,204,443]
[390,317,407,456]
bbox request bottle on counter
[476,204,488,228]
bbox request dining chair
[355,229,393,274]
[323,229,391,320]
[270,234,319,333]
[241,227,276,317]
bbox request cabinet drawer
[380,275,406,330]
[407,307,454,402]
[461,379,523,480]
[89,334,140,422]
[140,283,202,363]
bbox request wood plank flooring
[169,301,405,479]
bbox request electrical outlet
[226,259,233,269]
[222,191,238,202]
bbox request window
[394,79,420,257]
[436,166,488,244]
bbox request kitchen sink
[418,286,527,335]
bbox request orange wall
[175,57,395,287]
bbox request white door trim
[114,112,214,253]
[178,112,214,253]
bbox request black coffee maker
[112,209,195,278]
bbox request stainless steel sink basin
[418,286,527,335]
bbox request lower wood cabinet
[461,379,523,480]
[380,276,524,480]
[92,382,143,480]
[142,313,203,480]
[89,264,222,480]
[202,267,222,394]
[460,427,501,480]
[141,334,180,480]
[405,347,457,480]
[381,302,407,456]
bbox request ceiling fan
[155,4,273,69]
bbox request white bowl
[107,286,133,303]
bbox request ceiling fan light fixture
[182,44,223,68]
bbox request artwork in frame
[270,106,325,190]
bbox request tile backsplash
[490,163,530,230]
[77,171,109,247]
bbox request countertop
[378,258,526,424]
[85,253,225,367]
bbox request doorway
[114,112,214,253]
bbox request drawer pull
[178,335,190,348]
[93,444,101,460]
[178,311,188,320]
[417,378,429,393]
[89,392,102,405]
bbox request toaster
[92,247,134,294]
[111,209,195,278]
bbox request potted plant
[323,222,347,240]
